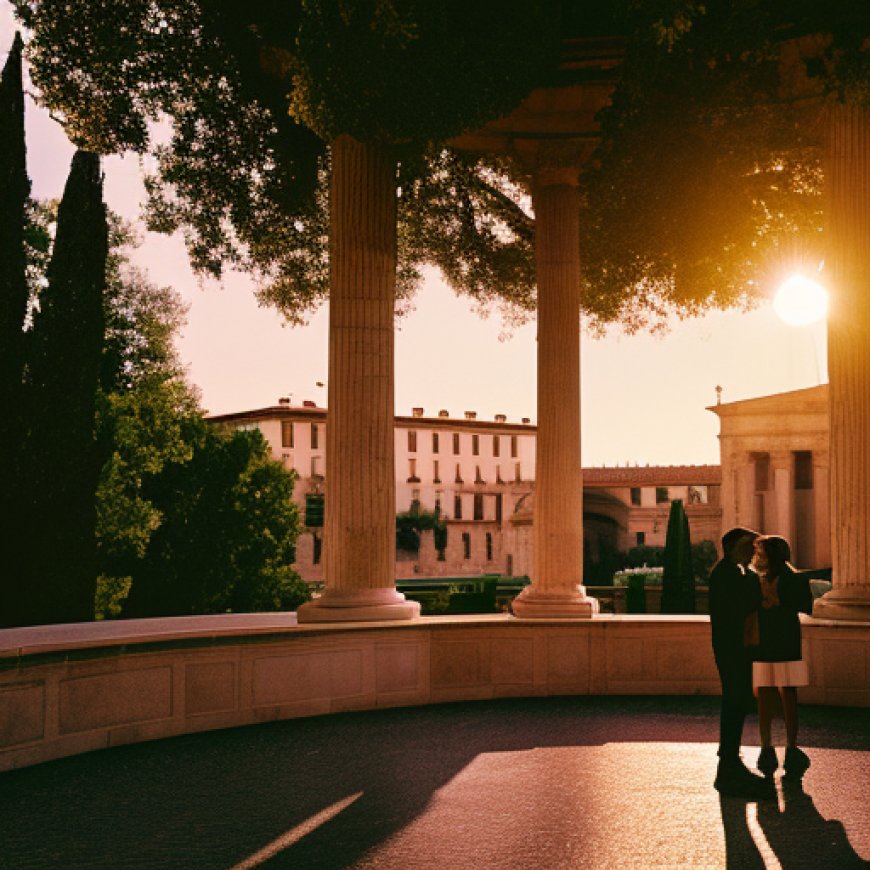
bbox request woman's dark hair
[756,535,792,576]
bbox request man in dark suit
[709,526,774,798]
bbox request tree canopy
[579,1,870,329]
[14,0,560,323]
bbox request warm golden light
[773,274,829,326]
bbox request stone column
[814,102,870,621]
[812,450,831,568]
[298,135,419,622]
[770,450,795,548]
[511,168,597,618]
[737,453,758,532]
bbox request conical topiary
[661,498,696,614]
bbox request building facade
[710,384,830,569]
[209,400,722,581]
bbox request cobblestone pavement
[2,697,868,869]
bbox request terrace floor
[2,696,868,869]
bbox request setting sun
[773,274,829,326]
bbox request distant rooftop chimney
[303,400,317,408]
[494,413,507,423]
[464,411,477,420]
[521,417,530,425]
[278,397,291,406]
[438,409,449,417]
[412,407,424,418]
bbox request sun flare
[773,275,829,326]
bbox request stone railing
[1,613,868,772]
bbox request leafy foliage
[581,1,870,330]
[122,426,307,618]
[16,198,306,620]
[396,500,447,558]
[13,0,558,326]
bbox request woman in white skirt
[751,535,814,779]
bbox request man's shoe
[757,746,779,777]
[715,760,777,799]
[783,747,811,779]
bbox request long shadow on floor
[1,696,867,869]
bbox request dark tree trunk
[17,150,108,626]
[0,33,31,627]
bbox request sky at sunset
[2,7,829,468]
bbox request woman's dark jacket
[756,567,813,662]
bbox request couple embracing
[709,526,814,798]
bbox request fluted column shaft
[815,102,870,621]
[297,135,419,622]
[512,172,597,618]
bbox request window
[636,531,646,547]
[630,487,641,506]
[432,432,439,454]
[496,464,504,484]
[455,463,463,483]
[474,465,485,484]
[453,432,460,454]
[305,494,324,527]
[515,462,522,483]
[795,451,813,490]
[311,455,321,478]
[281,420,294,448]
[495,494,503,523]
[754,452,770,492]
[486,532,493,561]
[655,486,669,504]
[281,453,294,471]
[433,460,440,483]
[407,458,419,482]
[493,435,500,457]
[310,423,319,450]
[312,533,322,565]
[510,435,518,458]
[462,532,471,560]
[473,493,484,521]
[407,430,417,452]
[454,495,463,520]
[411,488,421,504]
[434,491,443,515]
[472,433,479,456]
[687,485,706,504]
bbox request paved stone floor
[1,697,868,869]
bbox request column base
[297,587,421,623]
[511,587,599,619]
[812,586,870,622]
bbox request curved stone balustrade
[1,613,868,772]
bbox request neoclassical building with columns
[710,385,831,570]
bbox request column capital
[533,165,580,189]
[768,449,794,467]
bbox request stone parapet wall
[1,613,868,772]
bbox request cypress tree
[18,150,108,625]
[0,33,31,627]
[661,498,696,615]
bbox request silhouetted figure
[709,526,772,798]
[751,535,814,779]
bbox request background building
[209,401,722,581]
[710,384,830,569]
